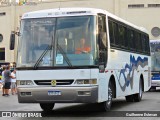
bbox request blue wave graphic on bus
[118,55,148,91]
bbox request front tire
[149,86,156,92]
[40,103,55,112]
[100,81,113,111]
[125,95,134,102]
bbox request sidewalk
[0,88,40,111]
[0,87,17,96]
[0,88,19,111]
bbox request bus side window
[128,29,135,51]
[113,22,118,47]
[108,20,115,46]
[145,35,150,55]
[141,34,146,53]
[98,14,107,68]
[98,15,107,50]
[118,24,127,48]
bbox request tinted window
[108,20,114,45]
[135,32,142,52]
[113,22,118,46]
[128,29,135,50]
[118,25,127,48]
[108,17,150,56]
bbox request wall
[119,0,160,40]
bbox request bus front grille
[34,80,74,85]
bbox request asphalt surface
[0,88,160,120]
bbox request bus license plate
[48,91,61,96]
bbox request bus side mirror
[99,63,105,73]
[10,32,15,50]
[99,50,107,73]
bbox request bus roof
[22,8,105,19]
[22,7,148,34]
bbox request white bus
[150,40,160,90]
[15,8,151,111]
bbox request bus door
[97,14,108,101]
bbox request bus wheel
[125,95,134,102]
[40,103,55,111]
[149,86,156,92]
[133,79,143,102]
[101,81,113,111]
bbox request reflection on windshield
[34,45,53,69]
[17,16,97,68]
[150,42,160,71]
[17,18,55,67]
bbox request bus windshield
[17,16,98,68]
[150,41,160,71]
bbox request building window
[128,4,144,8]
[0,12,6,16]
[151,27,160,37]
[0,48,5,61]
[0,34,3,42]
[148,4,160,8]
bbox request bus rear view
[150,40,160,90]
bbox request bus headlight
[75,79,97,85]
[17,80,34,85]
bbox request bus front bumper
[17,86,98,103]
[151,80,160,87]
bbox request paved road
[0,89,160,120]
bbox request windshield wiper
[57,44,72,67]
[33,45,52,70]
